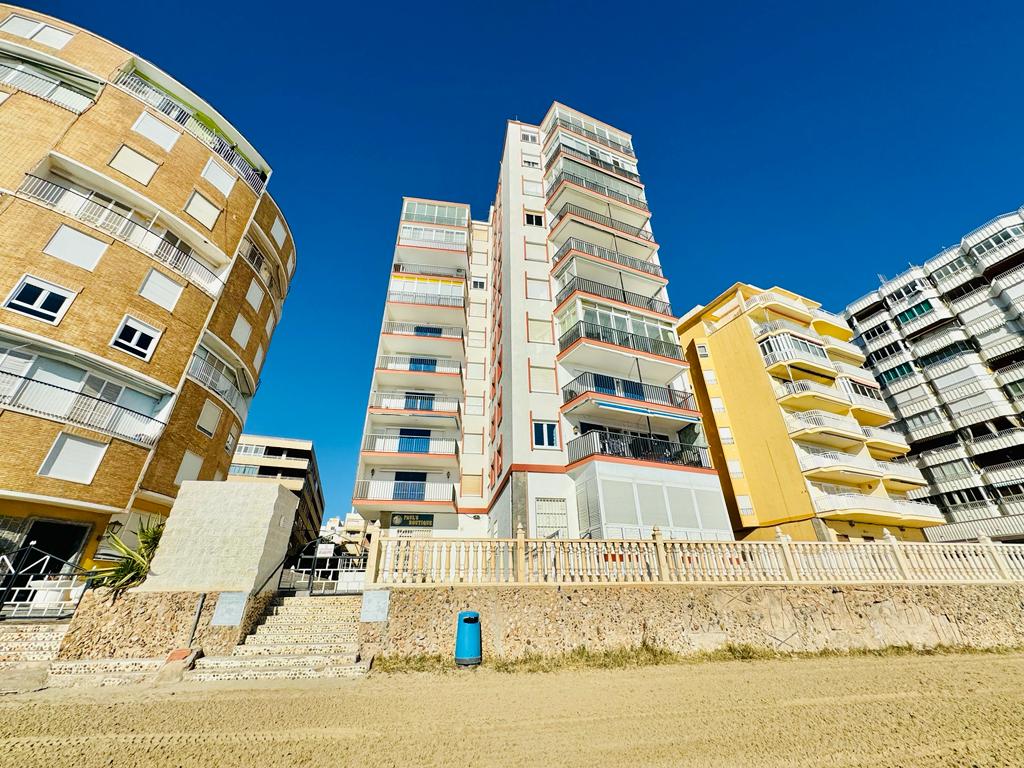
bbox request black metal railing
[567,430,711,469]
[556,276,672,316]
[545,170,649,212]
[276,537,368,596]
[558,321,683,360]
[561,372,696,410]
[0,544,92,620]
[545,117,636,157]
[544,144,642,184]
[552,203,654,242]
[551,238,664,278]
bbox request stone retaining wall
[57,589,275,660]
[359,583,1024,659]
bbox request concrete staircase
[188,595,367,682]
[0,621,70,693]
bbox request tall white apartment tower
[352,103,732,540]
[844,206,1024,543]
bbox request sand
[1,653,1023,767]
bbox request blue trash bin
[455,611,481,666]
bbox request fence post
[978,531,1013,581]
[515,525,526,584]
[775,527,797,581]
[882,529,911,580]
[363,530,382,587]
[652,526,669,582]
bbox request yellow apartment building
[677,283,946,541]
[0,5,295,568]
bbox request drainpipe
[186,592,206,648]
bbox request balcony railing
[238,236,281,300]
[353,480,456,503]
[567,430,711,468]
[797,450,879,474]
[113,71,266,194]
[862,426,908,445]
[556,276,672,316]
[558,321,683,360]
[552,203,654,242]
[811,308,852,332]
[785,410,864,436]
[552,238,663,278]
[544,144,642,184]
[847,391,891,412]
[546,170,648,211]
[774,379,850,403]
[755,319,820,339]
[545,117,635,157]
[380,321,463,341]
[396,233,467,252]
[375,356,462,375]
[387,291,464,308]
[761,349,834,371]
[561,372,697,410]
[393,262,466,279]
[0,61,94,113]
[19,175,222,296]
[369,392,461,414]
[743,292,812,315]
[812,493,943,521]
[186,355,249,419]
[362,433,459,456]
[0,371,164,447]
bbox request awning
[592,399,700,422]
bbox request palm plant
[90,519,164,595]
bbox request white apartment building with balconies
[351,104,732,541]
[844,206,1024,543]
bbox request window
[736,495,754,514]
[703,370,717,385]
[225,424,239,454]
[532,421,559,448]
[521,131,539,144]
[719,427,734,444]
[4,276,73,323]
[468,331,485,348]
[184,191,220,229]
[894,300,933,326]
[245,278,265,311]
[727,459,743,478]
[529,364,557,393]
[527,317,554,343]
[523,180,543,197]
[525,241,547,261]
[109,145,158,184]
[865,341,905,367]
[970,225,1024,259]
[464,433,483,454]
[861,322,892,342]
[402,200,468,227]
[522,156,540,169]
[526,277,550,300]
[43,225,107,271]
[0,92,7,106]
[471,278,485,290]
[131,112,179,151]
[465,396,483,416]
[466,362,484,380]
[138,269,183,311]
[111,316,161,360]
[535,497,569,539]
[38,433,106,483]
[270,216,287,247]
[229,463,259,476]
[525,212,544,227]
[885,281,922,305]
[201,158,235,196]
[196,399,222,436]
[231,315,252,348]
[0,14,72,48]
[920,341,974,368]
[710,397,725,412]
[174,450,204,486]
[253,344,265,371]
[461,473,483,497]
[696,344,709,358]
[879,362,915,384]
[265,312,276,338]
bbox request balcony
[551,238,664,296]
[0,371,164,447]
[543,143,641,184]
[785,410,865,449]
[566,430,711,470]
[238,236,283,301]
[876,459,927,490]
[550,203,655,251]
[386,290,465,323]
[812,493,945,526]
[557,321,685,383]
[0,60,94,114]
[352,480,456,516]
[822,334,866,363]
[797,450,883,482]
[186,354,249,420]
[810,308,853,338]
[555,276,672,318]
[545,116,635,157]
[561,373,698,432]
[774,379,851,414]
[925,513,1024,542]
[19,175,223,296]
[392,262,467,279]
[847,392,893,426]
[897,305,955,337]
[379,321,464,358]
[904,418,954,444]
[743,292,813,321]
[374,355,462,391]
[981,460,1024,486]
[761,349,836,377]
[113,71,266,194]
[360,433,459,468]
[862,426,910,457]
[546,170,649,228]
[367,391,461,429]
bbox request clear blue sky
[33,0,1024,518]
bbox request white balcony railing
[762,349,834,371]
[375,356,462,375]
[744,292,812,316]
[862,426,908,447]
[774,379,850,403]
[785,410,864,435]
[368,392,461,414]
[362,433,458,456]
[186,355,249,420]
[847,391,892,415]
[0,61,94,113]
[0,371,164,447]
[797,450,879,474]
[812,493,944,521]
[353,480,456,503]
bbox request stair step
[0,637,64,650]
[0,650,59,662]
[0,623,69,636]
[195,653,357,670]
[250,629,357,642]
[232,642,358,657]
[189,664,366,683]
[49,659,164,675]
[257,618,359,630]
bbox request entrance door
[22,519,89,571]
[393,471,427,501]
[409,357,437,372]
[405,391,435,411]
[398,428,431,453]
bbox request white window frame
[42,224,108,271]
[110,315,162,361]
[244,278,265,311]
[0,14,73,48]
[108,145,159,185]
[38,433,107,484]
[137,268,183,311]
[184,190,221,229]
[174,449,205,486]
[196,399,223,437]
[201,157,235,196]
[532,420,559,449]
[4,275,75,324]
[270,216,287,247]
[131,111,180,151]
[230,315,252,349]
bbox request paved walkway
[2,653,1023,767]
